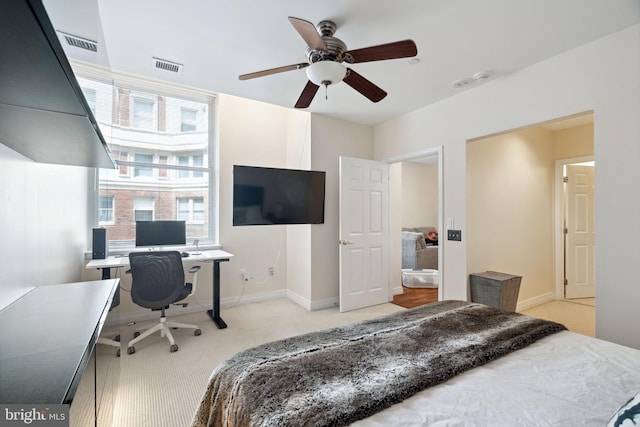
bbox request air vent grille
[58,32,97,52]
[153,57,183,73]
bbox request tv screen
[233,165,326,226]
[135,220,186,247]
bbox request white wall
[309,114,374,306]
[217,94,297,303]
[0,144,90,310]
[373,25,640,349]
[83,93,375,321]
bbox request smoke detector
[472,71,490,82]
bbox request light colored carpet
[73,298,405,427]
[71,297,594,426]
[520,299,595,337]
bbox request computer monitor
[135,220,186,247]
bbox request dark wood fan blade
[346,40,417,63]
[288,17,327,51]
[295,81,320,108]
[239,63,309,80]
[343,68,387,103]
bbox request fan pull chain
[321,81,331,100]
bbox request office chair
[126,251,202,354]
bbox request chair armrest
[188,265,201,274]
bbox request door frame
[553,155,594,300]
[384,146,444,301]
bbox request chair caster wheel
[170,344,178,352]
[194,329,202,336]
[116,349,121,357]
[133,331,141,338]
[127,346,135,355]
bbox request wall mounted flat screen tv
[135,220,186,247]
[233,165,326,226]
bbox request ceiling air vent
[153,57,183,73]
[58,32,97,52]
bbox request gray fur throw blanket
[192,300,566,427]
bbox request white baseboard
[107,289,289,327]
[285,290,339,311]
[107,288,557,328]
[392,285,403,296]
[223,289,288,308]
[309,296,340,311]
[516,292,555,312]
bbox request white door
[339,157,390,312]
[565,164,595,299]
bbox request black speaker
[92,228,108,259]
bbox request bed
[192,300,640,427]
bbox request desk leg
[207,259,229,329]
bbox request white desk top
[86,249,233,269]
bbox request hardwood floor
[392,285,438,309]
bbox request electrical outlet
[447,229,462,241]
[268,267,275,276]
[240,268,250,282]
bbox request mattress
[353,331,640,426]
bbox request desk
[86,250,233,329]
[0,279,119,404]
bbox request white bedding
[354,331,640,426]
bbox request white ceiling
[43,0,639,126]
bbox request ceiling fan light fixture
[306,61,346,86]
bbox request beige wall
[401,161,439,229]
[467,123,594,307]
[374,25,639,348]
[467,127,555,304]
[552,123,594,159]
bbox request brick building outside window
[78,69,215,247]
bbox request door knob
[339,240,354,245]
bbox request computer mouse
[181,251,190,257]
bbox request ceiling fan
[239,17,418,108]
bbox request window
[134,153,154,177]
[177,197,205,223]
[181,108,197,132]
[178,154,204,179]
[132,97,156,130]
[99,196,114,224]
[134,197,154,221]
[77,66,216,248]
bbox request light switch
[447,218,454,229]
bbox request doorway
[555,157,595,305]
[467,112,594,311]
[386,147,443,306]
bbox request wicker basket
[470,271,521,312]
